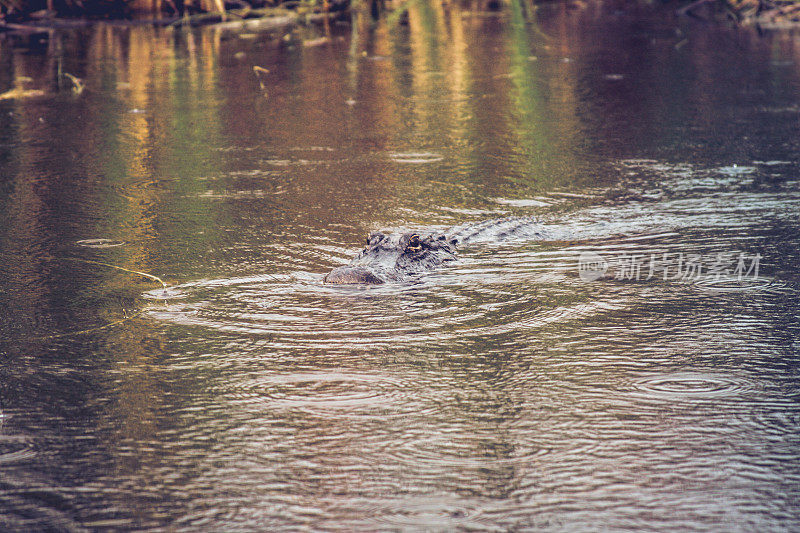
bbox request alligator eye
[406,234,422,252]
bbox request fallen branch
[0,20,54,32]
[61,257,168,292]
[62,72,84,94]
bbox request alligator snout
[323,266,385,285]
[324,229,458,285]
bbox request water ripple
[386,432,552,469]
[0,430,36,465]
[627,372,757,401]
[75,238,126,248]
[145,266,621,351]
[223,371,406,410]
[388,152,444,164]
[693,276,788,294]
[361,497,490,530]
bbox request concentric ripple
[385,432,552,469]
[627,372,757,401]
[0,433,35,465]
[362,497,490,531]
[693,276,786,293]
[144,257,621,353]
[75,238,126,248]
[141,286,187,300]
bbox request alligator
[323,217,546,284]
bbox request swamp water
[1,3,800,531]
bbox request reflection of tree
[0,25,230,526]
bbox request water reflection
[1,2,800,531]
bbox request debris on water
[759,104,800,113]
[389,152,444,164]
[492,197,552,207]
[76,238,126,248]
[716,165,756,176]
[753,160,792,166]
[143,286,185,300]
[303,37,330,47]
[61,72,84,95]
[288,146,335,152]
[604,74,624,80]
[548,190,602,199]
[252,65,270,92]
[0,87,46,100]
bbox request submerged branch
[60,257,168,292]
[23,308,148,341]
[62,72,84,94]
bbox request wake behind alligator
[324,217,548,284]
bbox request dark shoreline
[3,1,800,36]
[0,5,343,34]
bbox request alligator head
[324,231,458,284]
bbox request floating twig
[61,257,167,291]
[252,65,270,93]
[0,87,46,100]
[62,72,84,95]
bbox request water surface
[1,4,800,531]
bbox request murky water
[1,3,800,531]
